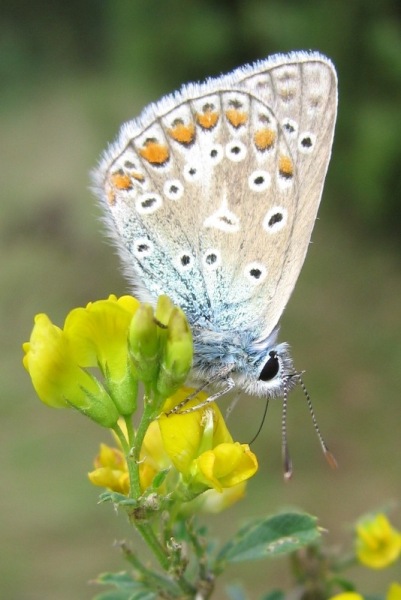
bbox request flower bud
[155,295,175,328]
[157,307,193,397]
[106,362,138,417]
[129,303,160,382]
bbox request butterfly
[93,51,338,475]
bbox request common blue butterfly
[93,51,338,474]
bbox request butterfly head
[236,340,298,399]
[192,324,297,400]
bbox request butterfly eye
[258,351,280,381]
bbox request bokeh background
[1,1,400,598]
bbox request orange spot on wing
[110,172,133,191]
[225,109,248,128]
[168,122,195,145]
[106,188,116,205]
[131,171,145,182]
[278,155,294,178]
[196,110,219,130]
[279,88,296,102]
[139,141,170,165]
[254,128,276,151]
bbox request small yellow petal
[159,389,212,475]
[23,313,99,409]
[197,451,222,492]
[139,421,171,491]
[387,583,401,600]
[328,594,363,600]
[65,297,138,380]
[88,443,130,494]
[195,443,258,491]
[198,483,247,513]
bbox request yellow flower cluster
[24,295,258,513]
[88,387,257,511]
[22,295,195,424]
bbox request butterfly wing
[233,51,337,336]
[93,51,337,340]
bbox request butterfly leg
[165,375,235,416]
[225,392,242,420]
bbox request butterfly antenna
[248,398,270,445]
[297,374,338,470]
[282,378,293,480]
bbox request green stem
[123,398,171,570]
[134,521,170,571]
[123,414,135,448]
[116,393,196,597]
[112,421,130,454]
[188,520,209,581]
[129,396,158,498]
[119,541,183,596]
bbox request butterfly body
[93,51,337,401]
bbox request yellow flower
[193,441,257,493]
[356,513,401,569]
[64,295,140,415]
[23,295,141,424]
[89,420,171,495]
[328,594,363,600]
[159,387,258,496]
[23,313,119,427]
[64,295,139,380]
[88,443,130,495]
[387,583,401,600]
[23,314,77,409]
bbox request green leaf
[92,571,157,600]
[217,512,321,564]
[93,592,155,600]
[151,468,170,489]
[329,575,356,591]
[94,592,153,600]
[92,592,132,600]
[260,591,285,600]
[98,491,138,507]
[95,571,138,588]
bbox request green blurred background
[1,1,400,598]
